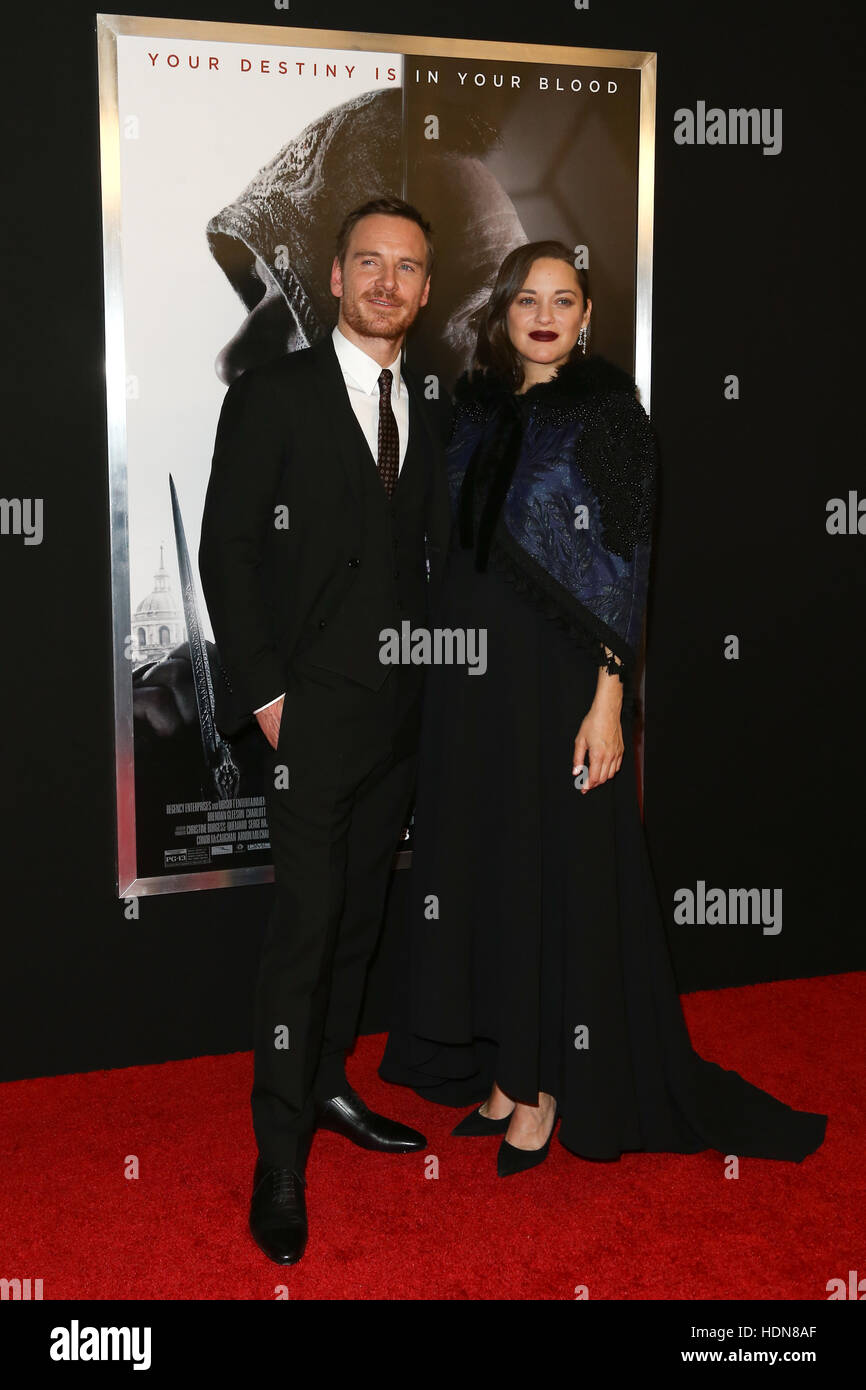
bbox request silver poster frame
[97,13,656,897]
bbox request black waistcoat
[293,390,433,691]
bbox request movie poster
[97,15,656,896]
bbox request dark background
[1,1,862,1083]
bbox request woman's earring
[578,324,588,356]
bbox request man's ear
[419,275,431,308]
[330,255,343,299]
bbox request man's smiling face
[330,213,431,346]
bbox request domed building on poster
[132,546,185,667]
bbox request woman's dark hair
[475,240,590,388]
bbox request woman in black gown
[379,240,826,1175]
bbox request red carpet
[2,973,862,1301]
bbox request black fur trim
[457,393,522,564]
[474,403,523,571]
[454,352,657,563]
[453,353,637,413]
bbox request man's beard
[341,291,417,342]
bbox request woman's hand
[572,677,624,793]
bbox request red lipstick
[529,331,558,341]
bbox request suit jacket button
[318,619,327,629]
[348,557,360,568]
[393,570,400,579]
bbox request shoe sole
[249,1226,307,1265]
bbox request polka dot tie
[376,368,400,498]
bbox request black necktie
[376,368,400,497]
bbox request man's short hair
[336,197,434,275]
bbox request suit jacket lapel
[308,334,368,502]
[402,362,438,466]
[402,362,452,585]
[309,336,443,513]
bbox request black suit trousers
[252,652,423,1172]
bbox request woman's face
[505,257,591,373]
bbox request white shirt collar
[332,325,402,396]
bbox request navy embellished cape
[448,353,659,688]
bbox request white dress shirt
[254,327,408,713]
[331,325,409,469]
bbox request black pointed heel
[497,1104,559,1177]
[451,1104,514,1136]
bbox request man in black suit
[199,197,451,1264]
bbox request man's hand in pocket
[255,695,284,750]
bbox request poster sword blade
[169,474,240,801]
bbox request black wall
[1,1,863,1083]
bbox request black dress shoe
[451,1104,514,1136]
[249,1157,307,1265]
[315,1084,426,1152]
[497,1105,559,1178]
